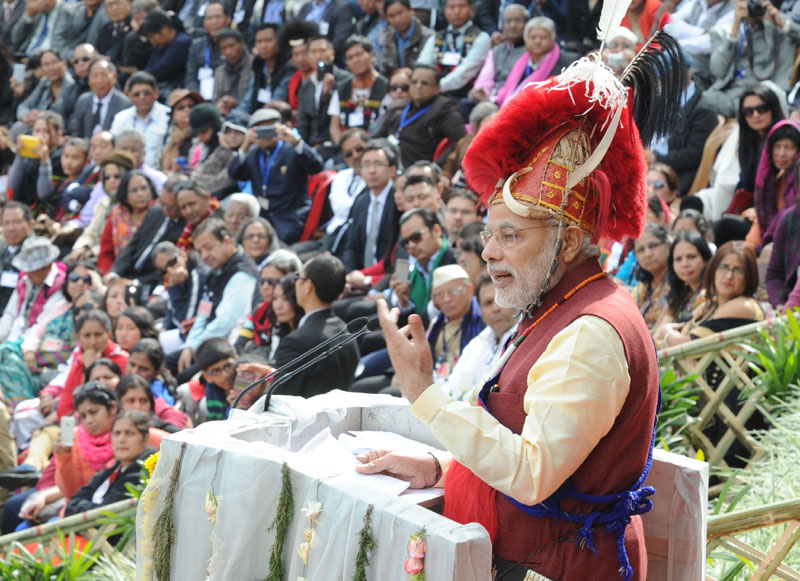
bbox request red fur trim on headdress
[463,78,648,242]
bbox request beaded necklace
[484,271,608,381]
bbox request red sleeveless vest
[445,259,659,580]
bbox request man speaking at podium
[356,44,675,580]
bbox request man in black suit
[69,59,131,138]
[95,0,131,63]
[106,176,186,293]
[296,34,352,156]
[0,202,34,313]
[271,255,359,399]
[341,138,399,273]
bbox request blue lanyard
[398,104,432,133]
[259,141,284,195]
[204,45,210,68]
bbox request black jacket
[296,65,353,147]
[341,184,399,272]
[110,205,186,285]
[64,448,156,517]
[271,307,360,399]
[655,86,719,196]
[373,95,466,169]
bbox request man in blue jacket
[227,107,323,244]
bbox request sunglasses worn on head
[742,103,770,117]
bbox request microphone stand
[230,316,369,411]
[262,316,381,411]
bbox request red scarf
[176,197,220,249]
[76,423,115,472]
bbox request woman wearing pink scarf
[496,17,576,107]
[55,383,119,503]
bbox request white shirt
[326,168,365,234]
[667,0,735,57]
[109,102,171,169]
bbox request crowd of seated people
[1,0,800,529]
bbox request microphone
[262,315,381,412]
[230,316,368,411]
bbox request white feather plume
[596,0,633,45]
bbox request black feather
[620,29,688,146]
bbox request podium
[136,391,707,580]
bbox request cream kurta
[411,315,631,505]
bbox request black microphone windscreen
[366,315,381,332]
[346,316,369,334]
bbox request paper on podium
[298,428,411,496]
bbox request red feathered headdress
[463,17,685,244]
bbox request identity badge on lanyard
[259,141,284,196]
[233,0,246,24]
[199,46,215,100]
[441,32,461,66]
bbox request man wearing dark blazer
[341,139,399,273]
[227,107,324,244]
[296,35,352,155]
[108,183,185,291]
[270,255,359,399]
[69,60,131,138]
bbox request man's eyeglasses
[389,83,410,92]
[479,224,551,248]
[244,232,268,241]
[343,145,364,159]
[432,284,468,301]
[360,161,389,169]
[68,273,92,284]
[259,277,280,286]
[70,55,93,65]
[400,230,425,248]
[742,103,770,117]
[293,272,309,282]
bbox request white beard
[489,230,558,311]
